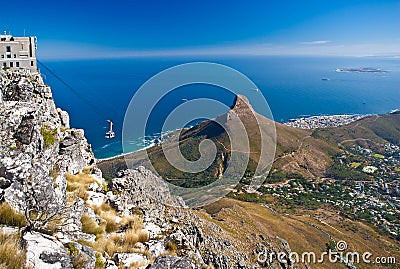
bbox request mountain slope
[313,111,400,148]
[99,95,340,181]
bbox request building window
[10,62,13,68]
[6,46,11,52]
[0,55,3,58]
[16,62,19,67]
[6,54,11,58]
[31,61,34,66]
[13,54,16,58]
[2,63,6,68]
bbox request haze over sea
[41,56,400,159]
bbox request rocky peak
[227,94,257,122]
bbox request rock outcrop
[0,69,97,268]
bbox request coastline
[96,141,155,162]
[94,112,392,162]
[95,128,179,162]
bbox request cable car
[105,120,115,139]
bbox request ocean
[40,56,400,159]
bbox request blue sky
[1,0,399,59]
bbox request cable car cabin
[105,120,115,139]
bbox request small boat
[105,120,115,139]
[321,78,330,81]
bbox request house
[0,32,37,71]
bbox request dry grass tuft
[82,166,94,175]
[0,202,27,227]
[66,173,96,185]
[165,241,178,255]
[119,215,142,230]
[65,173,97,200]
[100,212,119,233]
[136,230,149,243]
[80,213,105,238]
[0,232,26,269]
[89,226,149,257]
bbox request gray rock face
[13,112,36,144]
[57,108,70,129]
[24,232,73,269]
[148,255,195,269]
[109,166,185,223]
[0,70,98,266]
[0,69,94,221]
[59,129,95,174]
[67,242,96,269]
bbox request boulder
[112,253,149,268]
[148,255,195,269]
[24,232,73,269]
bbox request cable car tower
[105,120,115,139]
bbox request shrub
[95,253,105,269]
[0,202,27,227]
[0,232,26,268]
[41,126,57,148]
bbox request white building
[0,33,37,71]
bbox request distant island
[336,67,387,73]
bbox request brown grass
[99,212,119,233]
[65,173,97,200]
[82,166,94,175]
[0,202,27,227]
[197,198,400,269]
[91,204,143,234]
[80,213,105,238]
[0,232,26,269]
[86,226,149,257]
[66,173,96,185]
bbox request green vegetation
[327,159,368,180]
[8,145,17,150]
[350,162,361,168]
[95,253,105,269]
[373,153,385,159]
[228,191,262,202]
[67,242,89,269]
[41,125,58,148]
[0,202,27,228]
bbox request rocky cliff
[0,70,296,269]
